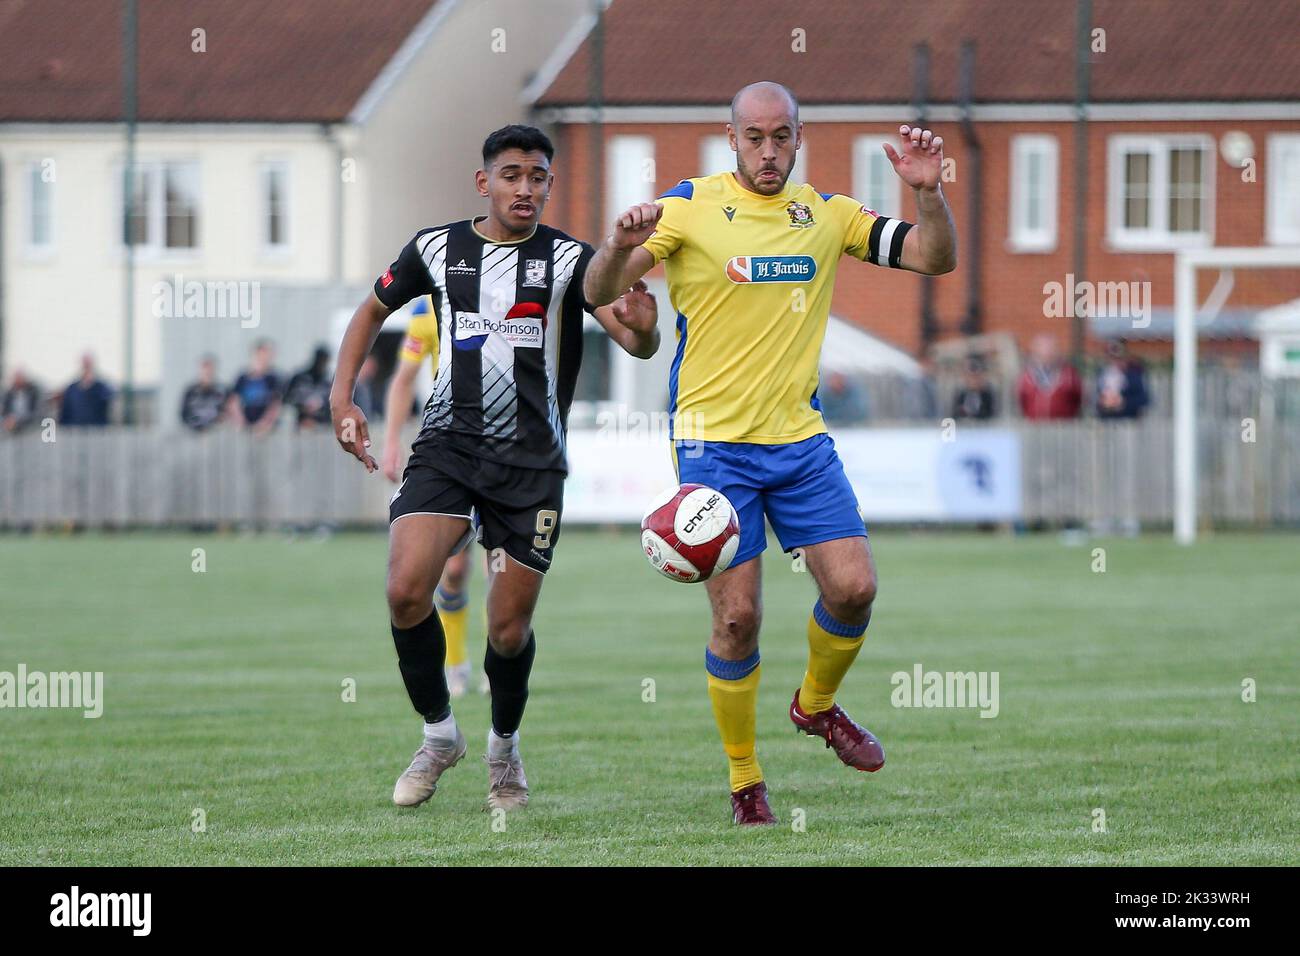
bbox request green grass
[1,529,1296,865]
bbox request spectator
[227,340,283,435]
[59,353,113,427]
[903,355,939,421]
[952,357,996,420]
[2,368,43,433]
[180,355,228,431]
[354,355,379,421]
[1095,339,1150,419]
[818,370,869,425]
[1017,334,1081,420]
[285,346,333,430]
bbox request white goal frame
[1174,246,1300,544]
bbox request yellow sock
[798,598,867,715]
[435,585,469,667]
[705,649,763,792]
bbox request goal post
[1174,246,1300,544]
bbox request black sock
[484,631,536,737]
[391,611,450,723]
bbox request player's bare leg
[790,535,885,772]
[704,557,775,824]
[480,550,545,810]
[437,549,473,698]
[387,513,472,806]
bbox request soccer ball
[640,484,740,583]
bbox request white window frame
[606,135,655,223]
[1266,133,1300,245]
[852,135,901,220]
[259,159,291,256]
[1008,134,1058,252]
[25,159,56,257]
[116,158,202,259]
[1106,134,1214,251]
[700,135,734,178]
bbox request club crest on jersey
[453,303,546,350]
[523,258,547,288]
[725,255,817,283]
[786,201,815,228]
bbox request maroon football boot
[730,781,777,826]
[790,689,885,772]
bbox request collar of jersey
[471,216,538,245]
[722,171,798,203]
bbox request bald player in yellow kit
[584,81,957,825]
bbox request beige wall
[1,124,359,388]
[358,0,595,270]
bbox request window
[700,135,734,177]
[1009,135,1058,252]
[574,321,613,403]
[606,135,655,222]
[261,162,290,252]
[1107,136,1213,249]
[122,160,199,252]
[700,133,807,185]
[852,135,900,219]
[1267,134,1300,245]
[27,161,54,252]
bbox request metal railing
[1,419,1297,530]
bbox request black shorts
[388,441,565,574]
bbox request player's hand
[331,401,376,472]
[883,125,945,192]
[381,442,403,483]
[609,202,663,251]
[611,280,658,334]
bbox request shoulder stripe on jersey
[657,179,694,200]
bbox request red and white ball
[640,483,740,583]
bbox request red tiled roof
[535,0,1300,106]
[0,0,438,122]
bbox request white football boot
[392,727,467,807]
[485,732,529,811]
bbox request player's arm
[329,292,390,471]
[883,125,957,275]
[583,203,664,307]
[332,234,437,471]
[593,280,660,359]
[381,356,421,482]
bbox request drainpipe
[122,0,138,423]
[587,0,605,244]
[912,42,937,351]
[1071,0,1092,370]
[958,39,982,337]
[0,159,6,378]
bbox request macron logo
[50,886,151,936]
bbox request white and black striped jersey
[374,219,597,472]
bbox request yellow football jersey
[643,171,913,444]
[399,300,438,368]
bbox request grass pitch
[1,529,1295,865]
